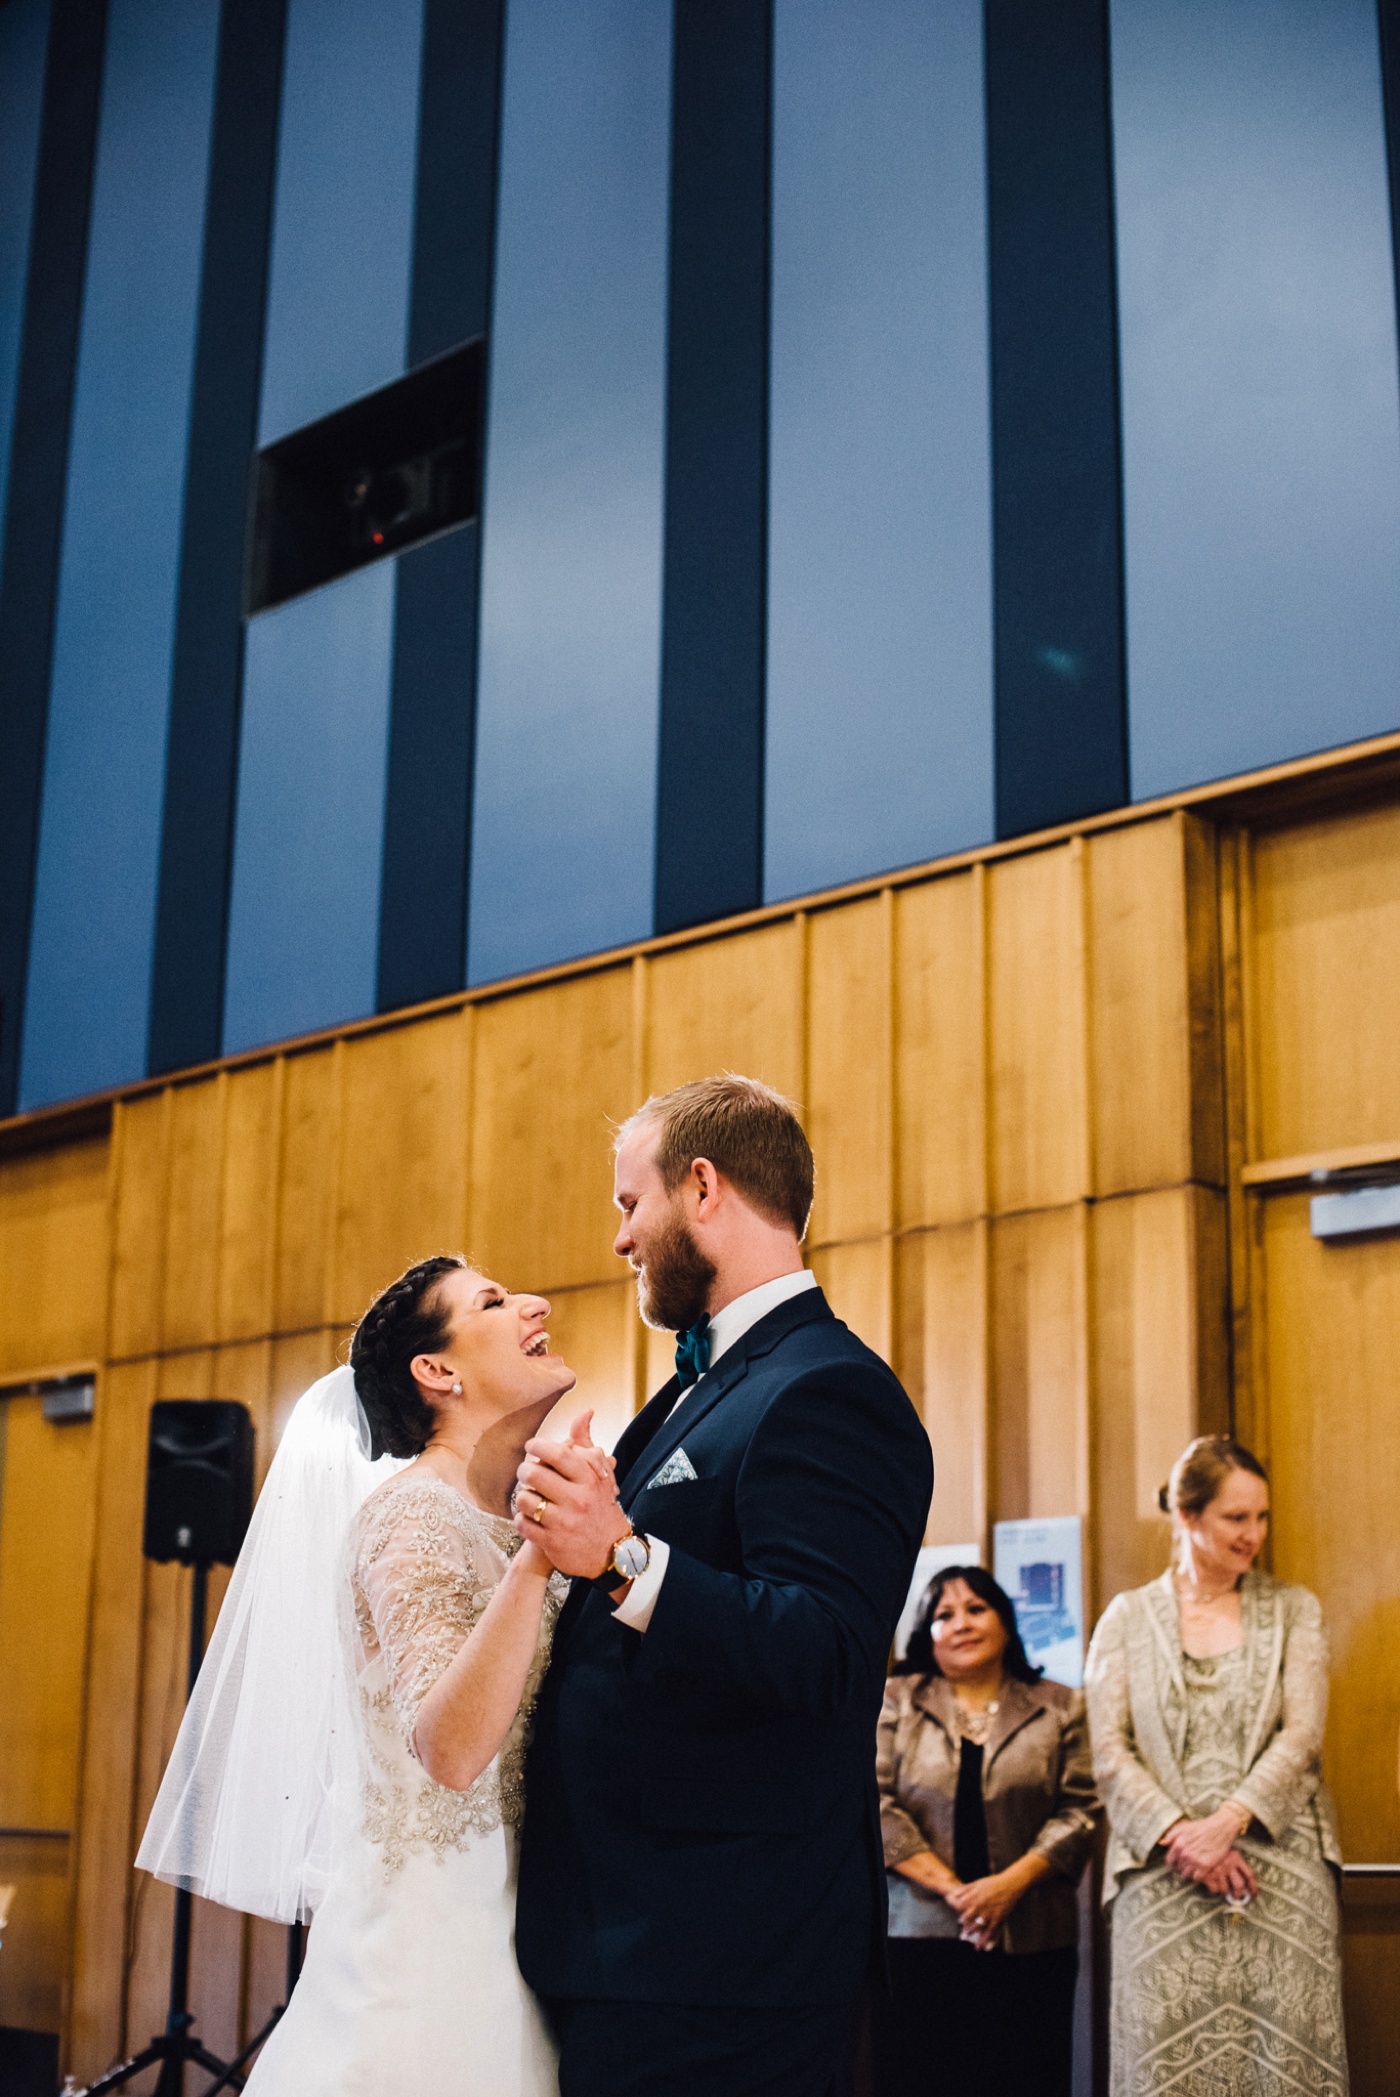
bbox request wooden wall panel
[1090,1189,1202,1608]
[160,1078,227,1354]
[333,1011,472,1326]
[0,1395,100,2033]
[108,1094,171,1363]
[1089,818,1195,1196]
[70,1356,158,2076]
[0,1134,109,1376]
[273,1047,341,1335]
[1251,798,1400,1159]
[470,971,632,1294]
[895,1224,989,1549]
[810,1238,893,1368]
[894,870,988,1231]
[991,1207,1090,1525]
[806,896,892,1248]
[646,920,804,1102]
[988,846,1091,1213]
[216,1061,283,1345]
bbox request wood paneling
[470,971,632,1293]
[0,804,1277,2080]
[646,919,804,1102]
[1251,797,1400,1161]
[0,1395,100,2033]
[806,897,892,1248]
[989,844,1092,1214]
[894,869,988,1231]
[0,1134,108,1377]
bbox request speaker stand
[71,1566,304,2097]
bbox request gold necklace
[952,1691,1002,1745]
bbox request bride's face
[417,1267,577,1423]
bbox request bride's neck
[422,1401,554,1518]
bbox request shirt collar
[704,1268,817,1370]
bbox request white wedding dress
[245,1473,564,2096]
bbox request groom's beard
[635,1211,716,1333]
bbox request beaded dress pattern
[350,1475,565,1878]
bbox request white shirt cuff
[610,1534,669,1632]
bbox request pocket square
[646,1447,698,1489]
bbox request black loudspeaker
[142,1400,254,1565]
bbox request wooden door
[0,1389,100,2042]
[1238,801,1400,2094]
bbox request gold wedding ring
[532,1498,545,1524]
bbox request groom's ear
[689,1157,721,1215]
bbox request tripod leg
[70,2040,163,2095]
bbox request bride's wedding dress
[246,1473,563,2096]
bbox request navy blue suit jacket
[515,1287,934,2008]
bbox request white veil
[136,1366,407,1922]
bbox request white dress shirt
[612,1268,818,1632]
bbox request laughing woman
[1085,1435,1348,2097]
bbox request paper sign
[993,1516,1085,1688]
[893,1542,983,1660]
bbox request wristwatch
[595,1527,651,1589]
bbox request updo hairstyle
[1158,1434,1269,1520]
[350,1254,465,1460]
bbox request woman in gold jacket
[875,1565,1100,2097]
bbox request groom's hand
[514,1411,629,1579]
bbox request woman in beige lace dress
[141,1252,596,2096]
[1084,1436,1348,2097]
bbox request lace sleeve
[355,1484,494,1752]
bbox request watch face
[614,1534,649,1580]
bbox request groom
[513,1075,933,2096]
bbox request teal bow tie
[674,1319,711,1391]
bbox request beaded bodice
[349,1474,564,1877]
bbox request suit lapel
[612,1379,681,1491]
[616,1287,837,1509]
[621,1348,751,1511]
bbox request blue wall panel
[19,0,219,1111]
[222,567,395,1054]
[467,0,671,985]
[1114,0,1400,800]
[763,0,994,903]
[0,0,50,533]
[257,0,423,444]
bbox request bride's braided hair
[350,1254,465,1460]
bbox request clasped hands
[1161,1802,1257,1903]
[512,1410,633,1581]
[895,1850,1046,1952]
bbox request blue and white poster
[993,1516,1085,1688]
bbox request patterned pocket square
[646,1447,698,1489]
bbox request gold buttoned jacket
[876,1672,1102,1953]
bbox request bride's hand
[515,1412,630,1578]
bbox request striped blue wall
[5,0,1400,1108]
[0,0,50,537]
[19,0,221,1111]
[222,0,424,1054]
[764,0,994,903]
[1113,0,1400,799]
[467,0,671,985]
[223,568,396,1053]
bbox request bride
[138,1253,601,2094]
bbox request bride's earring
[451,1380,462,1394]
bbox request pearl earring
[452,1380,462,1394]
